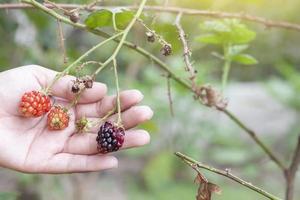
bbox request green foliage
[198,19,256,45]
[84,9,135,30]
[0,192,19,200]
[85,10,113,29]
[232,54,258,65]
[197,19,258,88]
[115,11,135,29]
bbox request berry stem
[92,0,148,77]
[91,108,116,127]
[45,31,124,94]
[221,44,231,91]
[112,58,122,126]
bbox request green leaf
[199,19,256,45]
[232,54,258,65]
[84,10,112,29]
[228,44,248,57]
[115,11,134,29]
[200,20,230,32]
[196,34,222,44]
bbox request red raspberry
[47,105,70,130]
[19,91,51,117]
[96,121,125,153]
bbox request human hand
[0,65,152,173]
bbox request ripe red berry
[47,105,70,130]
[19,91,51,117]
[96,122,125,153]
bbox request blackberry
[96,122,125,153]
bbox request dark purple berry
[96,122,125,153]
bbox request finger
[38,67,107,103]
[44,153,118,173]
[88,105,153,132]
[75,89,143,118]
[63,130,150,155]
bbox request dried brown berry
[146,31,155,43]
[81,75,94,88]
[69,12,80,23]
[161,44,172,56]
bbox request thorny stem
[4,4,300,32]
[56,19,67,64]
[174,12,196,82]
[223,109,286,170]
[175,152,282,200]
[112,58,122,126]
[137,18,169,46]
[166,74,174,116]
[284,135,300,200]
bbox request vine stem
[112,58,122,126]
[175,152,282,200]
[44,31,123,94]
[222,58,231,91]
[4,4,300,32]
[22,0,285,175]
[91,0,148,76]
[223,109,286,170]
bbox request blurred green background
[0,0,300,199]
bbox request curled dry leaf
[194,84,228,110]
[194,172,221,200]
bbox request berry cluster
[19,90,70,131]
[96,122,125,153]
[19,88,125,153]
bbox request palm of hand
[0,65,152,173]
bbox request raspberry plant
[1,0,300,200]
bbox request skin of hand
[0,65,153,174]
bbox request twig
[174,12,196,82]
[56,19,68,64]
[22,0,285,173]
[166,74,174,117]
[2,4,300,32]
[175,152,282,200]
[284,135,300,200]
[45,31,123,93]
[112,58,122,126]
[223,109,286,170]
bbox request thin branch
[223,109,286,170]
[174,12,196,82]
[175,152,282,200]
[56,19,68,64]
[21,0,285,172]
[112,58,122,126]
[166,74,174,117]
[2,3,300,32]
[284,135,300,200]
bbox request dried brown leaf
[194,172,221,200]
[208,182,222,195]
